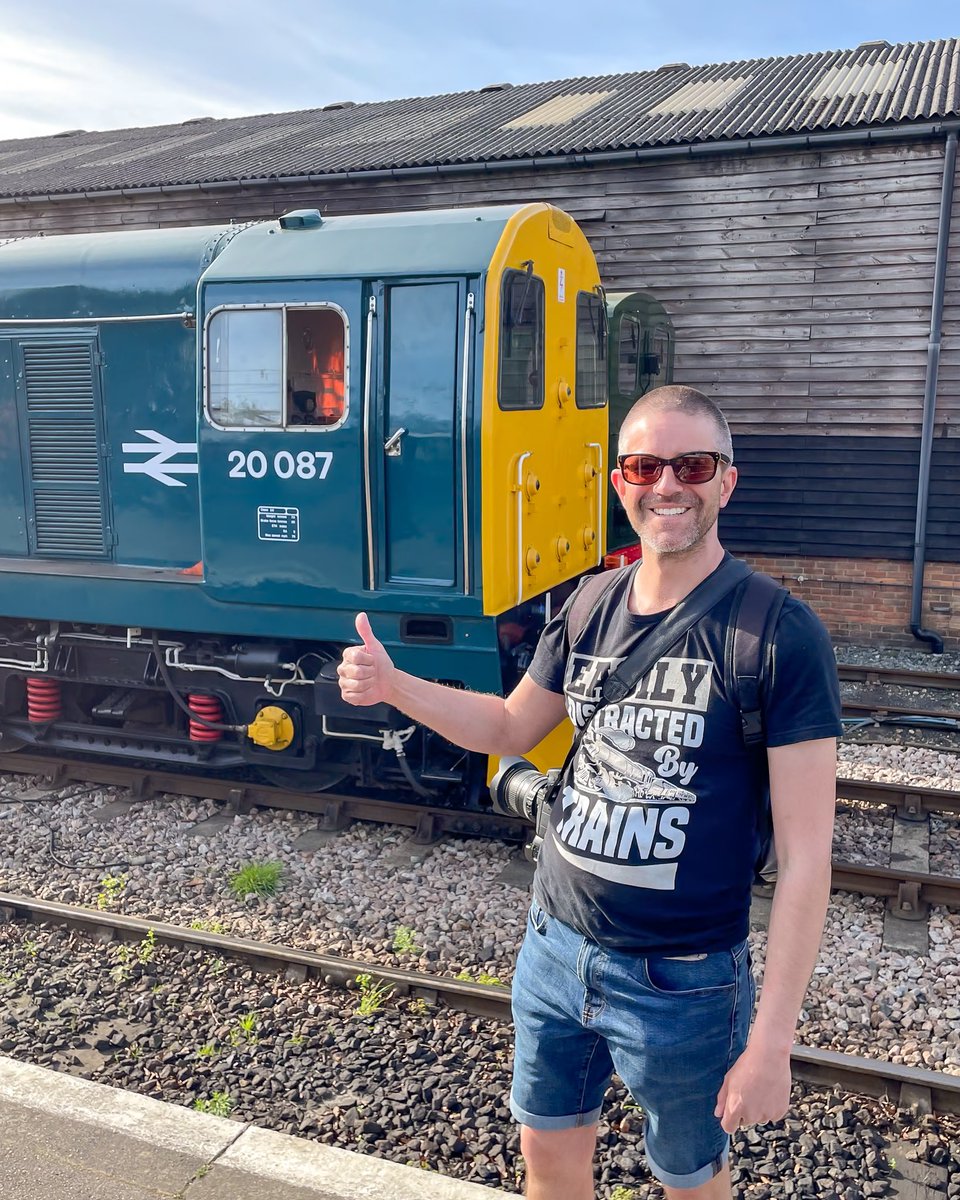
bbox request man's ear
[611,468,629,506]
[718,464,738,509]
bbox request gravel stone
[0,921,957,1197]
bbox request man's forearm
[339,615,567,757]
[749,857,832,1053]
[385,670,517,755]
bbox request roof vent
[655,62,689,73]
[51,129,86,138]
[857,39,892,50]
[181,116,214,125]
[321,100,356,111]
[279,208,323,229]
[479,81,513,92]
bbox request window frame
[574,290,608,410]
[497,267,545,412]
[616,312,643,401]
[203,301,351,433]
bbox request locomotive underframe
[0,619,481,805]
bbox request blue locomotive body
[0,205,672,801]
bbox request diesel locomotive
[0,203,672,804]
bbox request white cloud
[0,30,251,140]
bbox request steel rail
[2,754,960,908]
[836,775,960,818]
[837,663,960,693]
[842,697,960,723]
[3,753,958,825]
[0,891,957,1113]
[0,751,523,842]
[831,861,960,908]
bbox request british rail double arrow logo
[121,430,199,487]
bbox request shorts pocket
[643,949,737,997]
[528,898,548,935]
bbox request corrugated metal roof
[1,37,958,200]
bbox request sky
[0,0,958,143]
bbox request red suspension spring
[188,694,224,742]
[26,676,62,723]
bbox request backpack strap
[731,572,789,749]
[564,566,627,645]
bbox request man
[338,385,841,1198]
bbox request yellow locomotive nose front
[246,706,295,751]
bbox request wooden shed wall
[1,137,957,565]
[1,138,955,437]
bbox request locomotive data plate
[257,505,300,542]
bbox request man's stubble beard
[627,494,721,558]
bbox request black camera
[489,757,560,862]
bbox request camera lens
[490,756,554,822]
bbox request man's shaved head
[618,385,733,461]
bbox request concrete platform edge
[0,1054,237,1158]
[0,1055,505,1198]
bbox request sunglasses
[616,451,731,486]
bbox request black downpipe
[910,131,958,654]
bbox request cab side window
[286,309,346,426]
[207,307,347,429]
[208,309,283,427]
[617,314,642,401]
[575,292,607,409]
[499,268,544,410]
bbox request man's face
[611,409,738,558]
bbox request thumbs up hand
[338,612,396,706]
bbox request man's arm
[337,612,568,756]
[715,735,836,1131]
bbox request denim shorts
[510,899,755,1190]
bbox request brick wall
[740,555,960,651]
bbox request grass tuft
[228,861,283,899]
[193,1091,234,1117]
[355,972,394,1017]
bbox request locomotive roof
[202,205,523,282]
[0,205,524,317]
[0,224,237,318]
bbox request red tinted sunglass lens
[674,454,718,483]
[621,455,661,484]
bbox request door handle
[384,427,407,457]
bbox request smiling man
[338,385,842,1198]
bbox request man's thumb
[355,611,379,652]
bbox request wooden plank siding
[719,436,932,560]
[0,138,957,567]
[0,139,955,440]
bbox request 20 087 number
[227,450,333,480]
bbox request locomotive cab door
[198,286,367,605]
[366,278,471,593]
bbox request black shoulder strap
[549,558,785,807]
[601,556,752,703]
[732,572,789,749]
[565,567,626,645]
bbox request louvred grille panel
[22,340,108,559]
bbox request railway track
[837,663,960,693]
[837,661,960,729]
[842,698,960,725]
[1,751,959,911]
[1,890,958,1117]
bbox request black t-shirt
[527,558,843,955]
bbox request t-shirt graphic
[527,558,843,953]
[552,652,710,891]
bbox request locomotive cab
[0,206,669,805]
